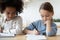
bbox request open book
[0,33,15,37]
[26,34,47,40]
[56,28,60,35]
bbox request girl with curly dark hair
[0,0,24,34]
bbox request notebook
[0,33,15,38]
[26,34,47,40]
[56,28,60,35]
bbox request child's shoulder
[15,16,22,19]
[52,22,57,26]
[16,16,22,19]
[13,16,22,21]
[32,20,42,25]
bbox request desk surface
[0,35,60,40]
[0,26,60,40]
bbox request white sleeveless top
[0,16,22,34]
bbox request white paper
[0,33,15,37]
[26,34,47,40]
[56,28,60,35]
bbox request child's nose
[44,17,47,21]
[9,14,12,17]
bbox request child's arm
[0,27,3,33]
[0,27,2,32]
[3,20,22,34]
[45,20,57,36]
[10,17,22,34]
[24,23,39,35]
[24,29,39,35]
[0,21,4,33]
[3,16,22,34]
[9,25,22,34]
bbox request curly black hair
[0,0,24,15]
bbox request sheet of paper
[26,34,47,40]
[0,33,15,37]
[57,28,60,35]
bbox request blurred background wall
[19,0,60,27]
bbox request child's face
[40,9,53,22]
[3,7,16,20]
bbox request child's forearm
[0,27,3,33]
[24,29,40,35]
[46,22,52,36]
[46,24,52,32]
[46,25,57,36]
[24,29,32,34]
[45,20,52,33]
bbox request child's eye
[46,16,49,17]
[7,12,10,14]
[41,16,44,17]
[46,15,49,17]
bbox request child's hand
[44,20,52,34]
[0,27,2,32]
[44,20,51,27]
[30,29,40,35]
[0,27,3,33]
[44,16,52,26]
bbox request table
[0,35,60,40]
[48,35,60,40]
